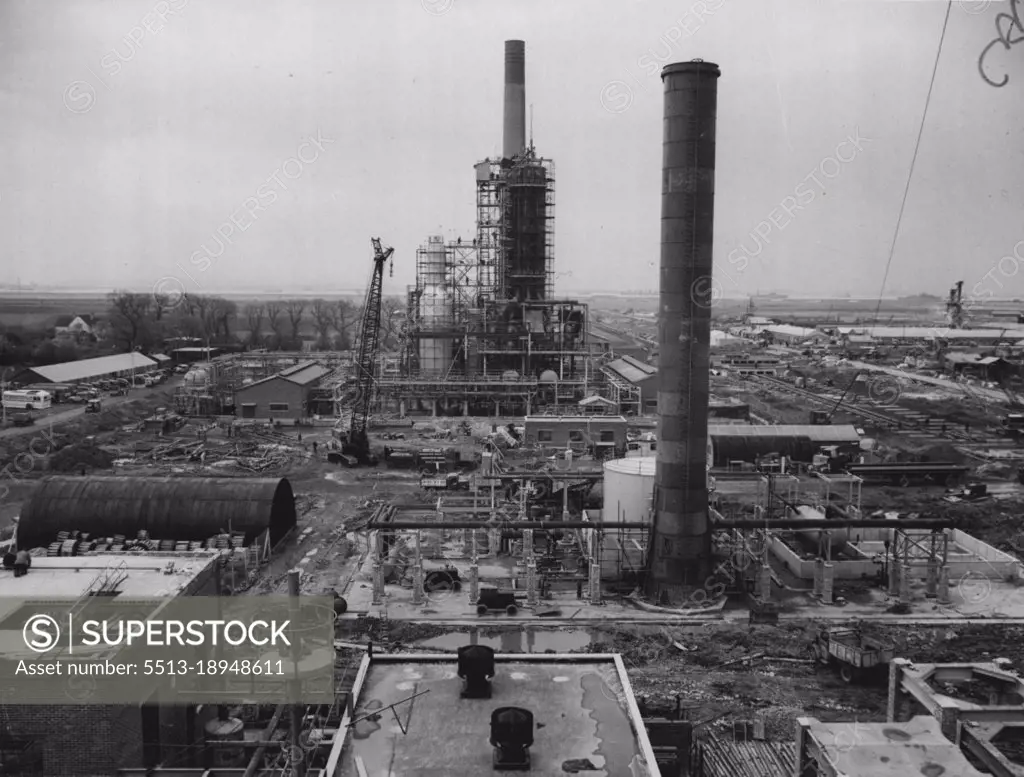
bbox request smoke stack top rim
[661,61,721,79]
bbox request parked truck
[811,627,894,684]
[420,471,471,491]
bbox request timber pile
[121,432,307,473]
[695,730,795,777]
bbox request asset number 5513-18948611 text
[143,659,285,676]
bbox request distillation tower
[376,40,594,417]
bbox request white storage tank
[599,457,655,581]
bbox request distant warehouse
[13,352,158,386]
[707,423,862,467]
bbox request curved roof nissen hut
[18,476,297,550]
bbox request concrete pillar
[887,659,909,722]
[495,400,501,416]
[813,559,824,598]
[371,561,384,606]
[588,560,602,604]
[468,564,479,603]
[431,400,438,418]
[489,527,500,557]
[926,562,938,598]
[899,564,912,603]
[937,565,951,604]
[412,565,424,605]
[526,558,538,606]
[888,561,900,596]
[794,718,811,776]
[399,399,406,418]
[821,562,834,605]
[462,400,469,416]
[757,564,771,601]
[939,704,959,743]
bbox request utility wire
[871,0,953,325]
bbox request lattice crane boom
[348,237,393,462]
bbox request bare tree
[265,302,285,349]
[246,304,265,347]
[208,297,238,340]
[310,299,334,349]
[328,299,358,350]
[107,291,156,352]
[285,299,306,344]
[379,296,405,350]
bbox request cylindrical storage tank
[204,716,246,769]
[601,457,655,580]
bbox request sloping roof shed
[20,352,157,384]
[18,476,297,549]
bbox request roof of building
[235,361,329,394]
[0,552,218,600]
[708,424,861,442]
[54,314,95,327]
[278,360,330,385]
[603,355,657,385]
[763,325,824,338]
[330,653,658,777]
[18,476,297,549]
[151,353,171,362]
[23,352,157,383]
[745,316,774,325]
[579,395,617,407]
[860,326,1024,340]
[525,416,628,424]
[798,716,985,776]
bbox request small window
[269,403,289,412]
[599,430,615,442]
[537,430,553,443]
[568,430,584,442]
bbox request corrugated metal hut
[17,476,297,549]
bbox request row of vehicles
[2,368,178,425]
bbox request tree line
[109,291,406,354]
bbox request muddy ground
[341,619,1024,741]
[4,376,1024,746]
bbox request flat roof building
[0,552,222,776]
[328,650,660,777]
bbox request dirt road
[0,379,181,440]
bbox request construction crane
[342,237,394,465]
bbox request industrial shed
[13,352,157,385]
[707,424,861,467]
[17,476,297,550]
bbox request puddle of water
[416,629,597,653]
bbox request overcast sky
[1,0,1022,300]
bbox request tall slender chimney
[502,40,526,159]
[648,61,721,599]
